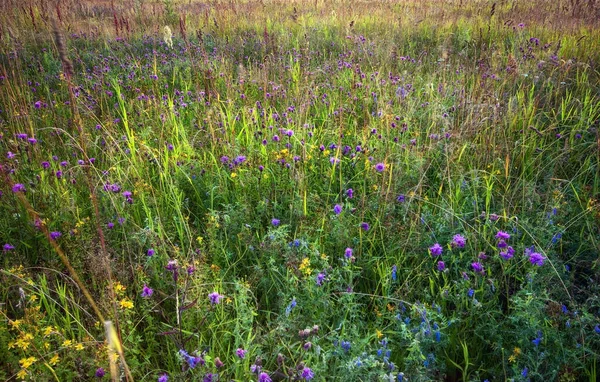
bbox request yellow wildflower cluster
[508,347,521,363]
[298,257,312,276]
[119,298,134,310]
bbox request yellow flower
[29,295,38,302]
[119,298,134,310]
[43,326,55,336]
[44,342,50,350]
[508,354,516,363]
[75,343,84,351]
[62,339,73,347]
[210,264,221,273]
[113,282,126,294]
[19,357,37,369]
[17,369,28,380]
[376,329,383,339]
[9,319,23,329]
[230,172,237,178]
[320,253,328,260]
[49,354,60,366]
[298,258,312,276]
[8,341,16,349]
[513,347,521,356]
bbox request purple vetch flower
[333,204,342,215]
[34,101,42,109]
[374,162,386,172]
[391,265,397,281]
[50,231,62,241]
[471,262,484,273]
[437,261,446,271]
[495,231,511,240]
[258,372,272,382]
[271,218,280,227]
[396,194,405,203]
[3,244,15,252]
[94,367,105,378]
[157,374,168,382]
[360,222,370,231]
[346,188,354,198]
[500,246,515,260]
[147,248,155,257]
[316,272,325,286]
[141,284,154,298]
[208,292,224,305]
[451,234,466,248]
[429,243,443,257]
[6,151,15,159]
[235,348,247,359]
[107,222,114,229]
[529,252,546,266]
[12,183,26,193]
[42,161,50,169]
[301,367,314,380]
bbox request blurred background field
[1,0,599,381]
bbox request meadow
[1,0,600,380]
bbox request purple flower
[529,252,545,266]
[360,222,370,231]
[42,161,50,169]
[34,101,42,109]
[107,222,114,229]
[437,261,446,271]
[500,246,515,260]
[346,189,354,198]
[95,367,105,378]
[258,372,272,382]
[50,231,62,241]
[235,348,247,359]
[12,183,26,193]
[429,243,443,257]
[3,244,15,252]
[301,367,314,380]
[374,162,385,172]
[7,151,15,159]
[471,262,484,273]
[333,204,342,215]
[396,194,405,203]
[158,374,169,382]
[344,247,353,258]
[316,272,325,286]
[214,357,224,368]
[451,234,466,248]
[495,231,510,240]
[208,291,224,305]
[271,218,280,227]
[141,284,154,298]
[147,248,155,257]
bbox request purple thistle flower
[301,367,314,380]
[471,262,484,273]
[529,252,546,266]
[451,234,466,248]
[12,183,26,193]
[236,348,247,359]
[429,243,443,257]
[141,284,154,298]
[374,162,385,172]
[333,204,342,215]
[258,372,272,382]
[208,292,224,305]
[271,218,280,227]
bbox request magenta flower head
[346,188,354,198]
[50,231,62,241]
[95,367,105,378]
[374,162,385,172]
[471,262,484,274]
[333,204,342,215]
[360,222,370,231]
[437,261,446,271]
[208,292,224,305]
[495,231,511,240]
[344,247,353,258]
[12,183,26,193]
[141,284,154,298]
[158,374,169,382]
[429,243,443,257]
[147,248,155,257]
[3,244,15,252]
[258,372,272,382]
[271,218,280,227]
[500,246,515,260]
[529,252,546,266]
[235,348,247,359]
[451,234,466,248]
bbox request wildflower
[285,298,297,316]
[500,246,515,260]
[529,252,545,266]
[521,367,528,377]
[141,284,154,298]
[468,289,475,297]
[214,357,224,368]
[34,101,42,109]
[95,368,105,378]
[50,231,62,241]
[158,373,169,382]
[374,162,385,172]
[49,354,60,366]
[20,356,37,369]
[437,261,446,271]
[236,348,247,359]
[163,26,173,48]
[3,244,15,252]
[258,372,272,382]
[360,222,370,231]
[594,325,600,334]
[429,243,443,257]
[301,367,314,380]
[451,234,466,248]
[75,343,84,351]
[344,247,353,258]
[471,262,484,273]
[333,204,342,215]
[495,231,510,240]
[397,194,405,203]
[119,298,134,309]
[147,248,155,257]
[391,265,397,281]
[208,292,224,305]
[316,272,325,286]
[532,331,543,347]
[17,369,28,380]
[12,183,26,193]
[341,340,351,352]
[271,218,280,227]
[346,188,354,198]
